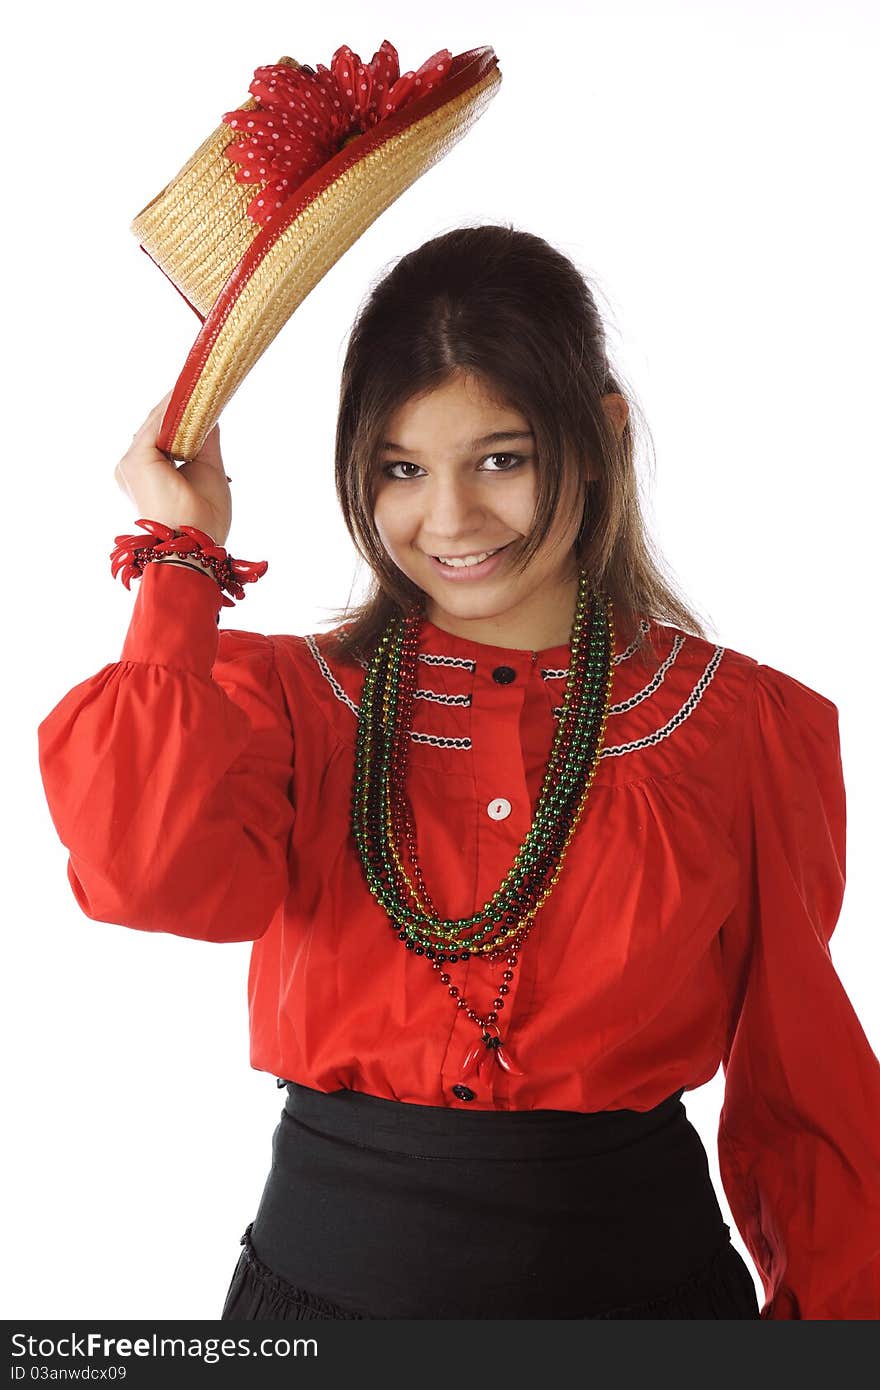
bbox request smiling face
[372,369,590,650]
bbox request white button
[487,797,512,821]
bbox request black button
[452,1084,475,1102]
[492,665,517,684]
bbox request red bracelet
[110,519,268,607]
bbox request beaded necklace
[351,564,615,1086]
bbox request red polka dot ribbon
[221,39,453,228]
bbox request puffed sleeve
[36,560,295,943]
[717,661,880,1319]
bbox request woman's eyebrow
[381,430,535,452]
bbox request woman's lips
[425,542,513,581]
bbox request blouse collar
[416,614,575,668]
[415,600,644,668]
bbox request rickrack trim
[413,687,471,706]
[302,625,727,759]
[596,644,725,756]
[543,631,686,703]
[548,631,712,731]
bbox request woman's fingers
[132,389,175,440]
[114,389,232,546]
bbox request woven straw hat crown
[130,43,502,462]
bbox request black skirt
[221,1081,760,1320]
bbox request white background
[5,0,878,1319]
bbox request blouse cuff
[119,556,226,676]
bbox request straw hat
[130,39,502,462]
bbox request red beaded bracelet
[110,518,268,607]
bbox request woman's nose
[422,480,485,530]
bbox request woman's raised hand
[114,390,232,549]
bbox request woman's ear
[600,393,629,441]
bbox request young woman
[37,225,880,1320]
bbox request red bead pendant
[459,1031,524,1082]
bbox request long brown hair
[318,223,713,669]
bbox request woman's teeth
[436,548,501,568]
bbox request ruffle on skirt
[222,1222,368,1319]
[221,1221,760,1320]
[594,1234,760,1319]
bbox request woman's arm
[717,662,880,1319]
[37,559,295,943]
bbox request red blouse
[37,558,880,1320]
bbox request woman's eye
[382,461,423,480]
[380,453,527,480]
[483,452,526,471]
